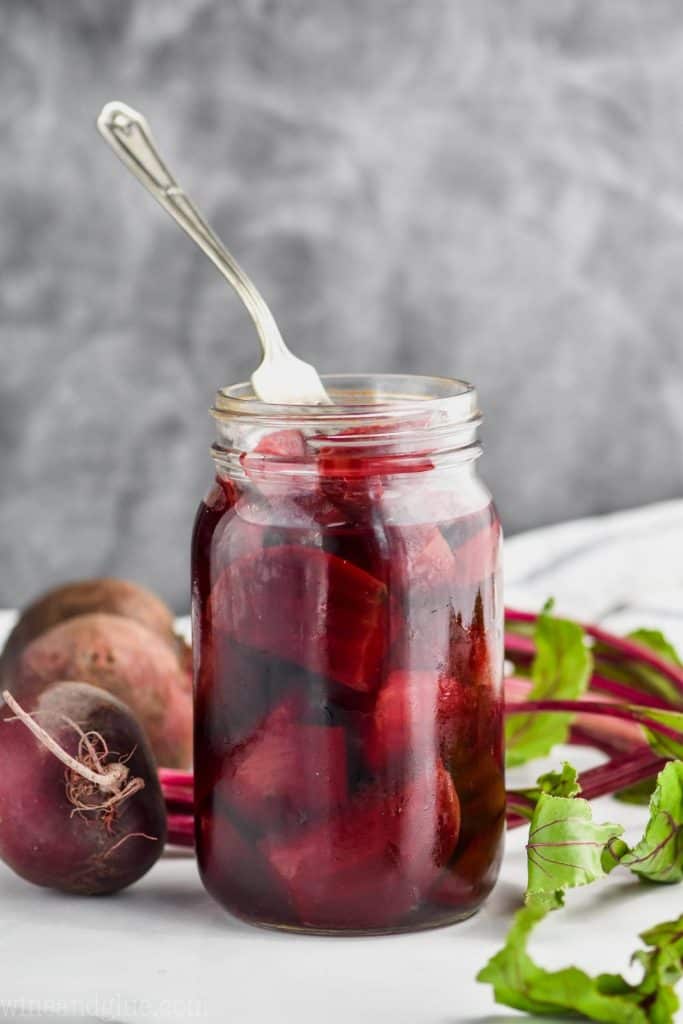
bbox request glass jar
[192,374,504,935]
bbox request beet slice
[389,525,456,593]
[219,695,348,829]
[0,682,166,895]
[211,545,389,692]
[261,761,459,931]
[197,806,294,923]
[213,507,269,566]
[429,818,505,914]
[388,511,501,676]
[364,670,469,774]
[251,429,308,459]
[241,430,315,504]
[450,519,502,589]
[316,420,434,481]
[194,636,297,758]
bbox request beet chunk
[11,614,192,768]
[210,545,389,692]
[388,525,456,593]
[0,682,166,895]
[197,807,294,923]
[364,670,469,773]
[219,695,348,830]
[261,761,459,931]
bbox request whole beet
[0,578,191,691]
[0,682,167,895]
[11,614,192,768]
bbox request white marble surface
[0,499,682,1023]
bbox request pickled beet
[218,695,348,830]
[192,420,503,933]
[260,762,459,931]
[388,525,456,593]
[210,545,390,692]
[364,670,467,773]
[197,807,294,923]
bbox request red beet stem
[579,748,665,801]
[588,674,672,710]
[504,633,673,709]
[569,725,625,758]
[158,768,194,788]
[160,783,194,805]
[503,632,535,659]
[506,607,683,698]
[167,813,194,847]
[505,698,683,744]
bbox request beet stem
[505,698,683,744]
[506,607,683,697]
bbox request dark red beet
[197,807,293,923]
[251,429,308,459]
[364,670,467,773]
[191,434,504,930]
[212,507,269,565]
[195,637,292,756]
[429,819,505,914]
[219,695,348,830]
[241,430,313,503]
[11,614,192,769]
[0,578,190,692]
[0,683,166,894]
[316,419,434,482]
[210,545,389,692]
[450,520,502,588]
[260,761,459,931]
[389,525,456,593]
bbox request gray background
[1,0,682,612]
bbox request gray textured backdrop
[2,0,682,611]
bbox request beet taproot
[0,682,167,894]
[10,614,192,768]
[0,578,190,691]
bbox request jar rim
[212,373,480,427]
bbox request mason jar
[192,374,504,934]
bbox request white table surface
[1,498,682,1024]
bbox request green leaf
[621,762,683,883]
[526,793,624,903]
[536,761,582,798]
[476,901,562,1015]
[508,762,583,821]
[640,709,683,760]
[506,602,593,767]
[599,628,683,707]
[478,904,683,1023]
[628,630,683,668]
[628,916,683,1023]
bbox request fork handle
[96,101,286,356]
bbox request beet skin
[0,578,191,691]
[11,614,192,768]
[0,682,167,895]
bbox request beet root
[0,578,190,691]
[10,613,192,768]
[0,682,167,894]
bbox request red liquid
[192,444,504,933]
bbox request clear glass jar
[192,374,504,934]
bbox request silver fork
[97,101,331,406]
